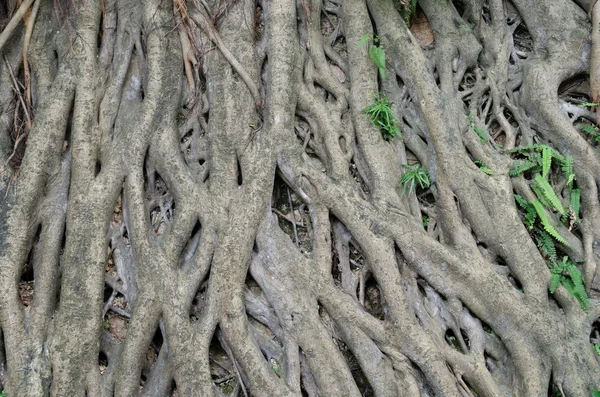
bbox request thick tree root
[0,0,599,396]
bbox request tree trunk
[0,0,599,396]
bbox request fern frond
[580,123,598,135]
[473,159,493,175]
[550,273,562,293]
[534,174,565,215]
[549,149,565,163]
[561,277,576,295]
[530,200,569,246]
[580,124,600,142]
[509,160,536,177]
[538,231,557,261]
[514,194,529,209]
[514,194,538,228]
[531,184,555,211]
[368,45,387,80]
[570,189,580,219]
[542,146,551,178]
[561,155,573,175]
[560,155,575,186]
[507,144,565,162]
[473,126,490,142]
[567,264,590,312]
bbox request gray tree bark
[0,0,599,396]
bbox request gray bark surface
[0,0,599,396]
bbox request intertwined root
[0,0,599,396]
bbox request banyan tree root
[0,0,599,396]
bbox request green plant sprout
[507,144,575,186]
[363,94,401,141]
[550,256,589,312]
[399,164,430,197]
[513,194,569,246]
[592,389,600,397]
[594,343,600,356]
[580,124,600,143]
[422,215,430,227]
[473,158,493,175]
[467,114,490,143]
[393,0,418,27]
[358,34,387,80]
[579,102,599,107]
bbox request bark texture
[0,0,599,396]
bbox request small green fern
[570,189,580,219]
[394,0,418,27]
[514,194,537,229]
[507,144,565,177]
[506,144,565,162]
[549,257,587,309]
[550,256,589,312]
[468,114,490,143]
[359,35,387,80]
[530,184,556,213]
[561,155,575,187]
[363,94,401,141]
[542,146,551,178]
[537,231,557,261]
[473,158,493,175]
[580,123,600,143]
[509,159,537,177]
[530,200,569,246]
[534,174,565,215]
[579,102,600,107]
[399,164,430,197]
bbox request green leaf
[542,146,551,178]
[567,264,589,312]
[570,189,580,219]
[549,257,589,311]
[580,124,600,142]
[530,200,569,246]
[358,34,371,48]
[369,45,387,80]
[531,184,556,212]
[514,194,537,229]
[399,164,430,197]
[473,158,493,175]
[364,94,401,140]
[468,115,490,142]
[592,390,600,397]
[579,102,600,107]
[550,272,561,293]
[514,194,529,209]
[422,215,430,227]
[537,231,557,261]
[506,144,564,162]
[534,174,565,215]
[509,160,537,177]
